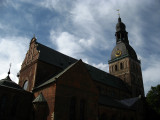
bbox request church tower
[108,17,144,97]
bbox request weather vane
[8,63,11,75]
[117,9,120,17]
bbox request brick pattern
[34,84,56,120]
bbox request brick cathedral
[0,17,152,120]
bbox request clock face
[115,50,122,57]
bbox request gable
[56,60,98,94]
[21,40,40,70]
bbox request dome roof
[0,75,23,90]
[111,42,138,61]
[116,17,126,32]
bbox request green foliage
[146,84,160,114]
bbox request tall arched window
[23,80,28,90]
[80,100,86,120]
[69,97,76,120]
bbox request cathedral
[0,17,150,120]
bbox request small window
[120,63,123,69]
[23,80,28,90]
[115,65,118,71]
[121,33,124,39]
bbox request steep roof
[35,42,129,91]
[37,42,77,68]
[0,75,23,90]
[33,92,47,103]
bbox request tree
[146,84,160,115]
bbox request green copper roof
[33,93,47,103]
[0,75,23,90]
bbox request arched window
[23,80,28,90]
[115,65,118,71]
[80,100,86,120]
[120,63,123,69]
[121,33,124,39]
[69,97,76,120]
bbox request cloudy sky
[0,0,160,95]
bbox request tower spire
[30,34,37,44]
[115,15,129,44]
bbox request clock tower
[108,17,144,97]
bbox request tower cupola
[115,17,129,44]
